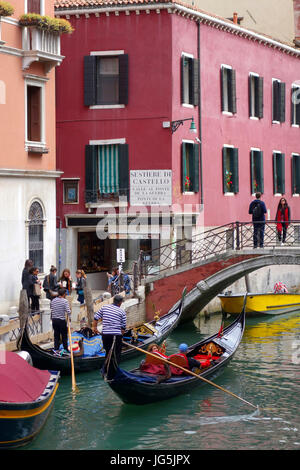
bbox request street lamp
[162,117,197,134]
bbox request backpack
[252,201,262,219]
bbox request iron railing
[140,220,300,276]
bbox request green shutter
[220,67,226,112]
[118,144,129,197]
[119,54,129,105]
[229,69,237,114]
[257,77,264,119]
[182,142,187,192]
[273,80,280,121]
[192,59,199,106]
[189,143,199,193]
[259,151,264,193]
[279,82,286,123]
[85,145,97,202]
[248,75,252,118]
[98,145,119,194]
[273,153,277,193]
[222,147,227,193]
[280,153,285,194]
[294,155,300,193]
[232,148,239,193]
[84,56,96,106]
[250,150,254,193]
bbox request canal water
[23,310,300,451]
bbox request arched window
[28,201,44,272]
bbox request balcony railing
[22,27,64,72]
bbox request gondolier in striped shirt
[50,288,71,355]
[93,294,126,380]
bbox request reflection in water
[24,310,300,450]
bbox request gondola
[0,351,59,448]
[106,304,246,405]
[17,289,186,375]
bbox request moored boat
[0,351,59,448]
[219,292,300,316]
[17,289,186,375]
[105,303,245,405]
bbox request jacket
[276,206,290,232]
[248,199,267,221]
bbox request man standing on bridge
[249,192,267,248]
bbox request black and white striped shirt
[94,304,126,335]
[50,297,71,321]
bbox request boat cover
[0,351,51,403]
[59,331,105,357]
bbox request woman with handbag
[43,266,59,300]
[28,266,41,311]
[275,197,291,244]
[75,269,87,304]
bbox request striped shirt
[94,304,126,335]
[50,297,71,321]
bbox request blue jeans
[253,221,265,248]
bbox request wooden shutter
[119,54,129,105]
[182,142,187,192]
[273,80,280,121]
[273,153,277,193]
[280,153,285,193]
[248,75,253,118]
[295,87,300,125]
[293,155,300,193]
[257,77,264,119]
[222,147,227,193]
[84,56,96,106]
[118,144,129,197]
[181,56,185,104]
[85,145,97,202]
[232,148,239,193]
[279,82,286,123]
[27,86,41,142]
[229,69,237,114]
[259,151,264,193]
[192,143,199,192]
[192,59,199,106]
[28,0,40,13]
[220,67,226,112]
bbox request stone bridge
[143,248,300,323]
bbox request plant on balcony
[0,1,14,17]
[19,14,74,34]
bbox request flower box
[19,14,74,34]
[0,1,14,17]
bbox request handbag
[33,283,41,296]
[49,289,59,298]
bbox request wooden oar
[122,341,258,410]
[67,315,77,393]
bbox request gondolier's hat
[179,343,188,352]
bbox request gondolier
[93,294,127,380]
[50,288,71,355]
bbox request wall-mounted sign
[130,170,172,206]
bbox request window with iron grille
[222,146,239,194]
[28,201,44,272]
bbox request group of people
[249,193,291,248]
[21,263,88,311]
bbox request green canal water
[23,311,300,451]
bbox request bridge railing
[140,220,300,276]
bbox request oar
[122,341,258,410]
[67,315,77,393]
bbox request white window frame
[25,0,45,14]
[291,82,300,127]
[24,75,47,152]
[181,52,195,108]
[292,153,300,196]
[221,64,233,115]
[272,77,281,124]
[249,72,259,120]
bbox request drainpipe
[197,21,203,206]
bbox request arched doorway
[28,201,44,272]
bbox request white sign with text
[130,170,172,206]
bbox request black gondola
[106,305,246,405]
[17,289,186,375]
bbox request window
[28,201,44,272]
[250,149,264,194]
[181,142,199,193]
[84,53,128,107]
[181,54,199,106]
[25,76,46,152]
[272,79,285,123]
[249,73,263,119]
[85,143,129,202]
[27,0,41,13]
[222,146,239,193]
[292,154,300,194]
[63,180,79,204]
[221,65,236,114]
[273,151,285,194]
[291,84,300,126]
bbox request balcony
[22,27,64,73]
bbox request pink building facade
[54,0,300,288]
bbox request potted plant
[19,13,74,35]
[18,13,43,27]
[0,1,14,17]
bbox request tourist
[43,265,59,300]
[75,269,87,304]
[275,197,290,244]
[59,268,72,295]
[28,266,41,312]
[21,259,33,303]
[93,294,126,380]
[248,192,267,248]
[170,343,202,373]
[50,288,71,355]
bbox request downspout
[197,20,203,205]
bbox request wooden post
[84,285,94,328]
[18,289,29,332]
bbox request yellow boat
[218,292,300,316]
